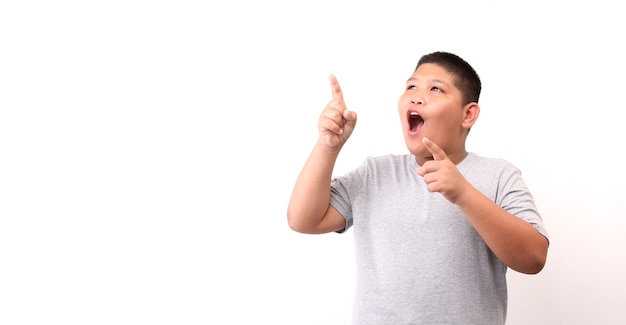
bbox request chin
[405,142,426,157]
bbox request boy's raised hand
[416,137,470,204]
[317,74,357,150]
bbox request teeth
[410,112,419,116]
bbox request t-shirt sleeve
[497,164,549,240]
[329,161,367,233]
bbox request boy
[287,51,549,324]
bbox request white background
[1,1,625,324]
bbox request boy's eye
[406,85,416,90]
[430,86,442,92]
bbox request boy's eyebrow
[406,77,450,87]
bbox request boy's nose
[411,97,423,105]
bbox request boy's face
[397,63,470,163]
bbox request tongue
[410,117,423,132]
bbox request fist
[416,137,469,203]
[318,74,357,149]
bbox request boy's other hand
[317,74,357,150]
[416,137,469,204]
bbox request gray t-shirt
[330,153,548,325]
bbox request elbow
[287,210,310,234]
[287,213,300,232]
[287,204,343,234]
[509,253,547,274]
[287,209,330,234]
[515,238,549,274]
[522,255,547,274]
[287,218,304,233]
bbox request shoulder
[463,153,530,201]
[363,153,414,165]
[464,152,520,172]
[359,153,416,171]
[341,154,415,180]
[461,153,524,184]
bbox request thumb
[343,109,358,132]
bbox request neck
[416,150,468,166]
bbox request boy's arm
[455,185,549,274]
[287,75,357,234]
[417,137,548,274]
[287,142,346,234]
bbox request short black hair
[416,51,481,105]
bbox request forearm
[287,141,341,232]
[456,186,549,274]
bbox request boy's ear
[462,102,480,129]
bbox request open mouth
[408,110,424,134]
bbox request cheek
[397,97,408,119]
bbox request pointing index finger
[422,137,448,161]
[329,74,344,101]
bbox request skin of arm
[417,137,549,274]
[287,75,357,234]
